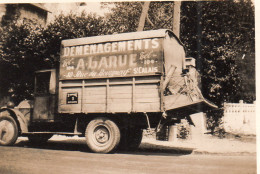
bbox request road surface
[0,138,256,174]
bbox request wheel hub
[94,127,109,144]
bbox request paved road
[0,138,256,174]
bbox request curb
[192,150,256,156]
[141,138,256,156]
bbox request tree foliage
[102,1,175,33]
[0,12,106,104]
[41,12,106,67]
[180,0,255,105]
[0,20,46,103]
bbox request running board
[22,132,82,136]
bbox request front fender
[0,108,28,133]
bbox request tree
[102,1,175,33]
[0,20,46,103]
[180,0,255,105]
[41,12,106,68]
[0,12,106,104]
[137,1,150,31]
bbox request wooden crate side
[60,88,82,105]
[108,84,132,113]
[59,104,82,113]
[135,92,159,98]
[135,98,160,103]
[82,104,106,113]
[135,83,160,112]
[109,93,132,99]
[82,86,106,113]
[109,86,132,94]
[58,75,162,114]
[135,103,160,112]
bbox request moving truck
[0,29,216,153]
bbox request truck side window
[35,72,51,94]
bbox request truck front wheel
[85,117,120,153]
[0,114,19,146]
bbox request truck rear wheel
[119,128,143,151]
[85,117,120,153]
[0,114,19,146]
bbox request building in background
[44,2,108,23]
[0,3,50,26]
[0,3,108,26]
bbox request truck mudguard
[0,108,28,133]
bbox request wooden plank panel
[135,89,159,94]
[84,86,106,95]
[135,92,159,98]
[108,98,132,103]
[109,93,132,99]
[83,99,106,104]
[132,77,136,112]
[83,104,106,113]
[84,94,106,99]
[110,90,132,95]
[59,76,162,113]
[109,78,133,83]
[109,103,132,112]
[61,80,83,85]
[108,94,132,112]
[60,88,82,105]
[110,85,132,89]
[136,98,160,103]
[110,85,132,91]
[59,104,81,113]
[85,79,106,84]
[135,76,161,82]
[135,103,160,112]
[136,84,159,89]
[106,79,109,112]
[61,87,82,91]
[85,91,106,96]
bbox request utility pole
[172,1,181,38]
[168,1,182,142]
[137,1,150,31]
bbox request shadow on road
[14,139,193,156]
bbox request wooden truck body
[0,29,216,153]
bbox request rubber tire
[0,115,19,146]
[85,117,120,153]
[28,134,53,144]
[119,128,143,151]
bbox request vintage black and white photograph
[0,0,256,173]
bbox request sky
[42,2,112,23]
[68,2,111,16]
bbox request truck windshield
[35,72,51,94]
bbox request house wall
[0,4,48,26]
[0,4,6,23]
[18,4,47,26]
